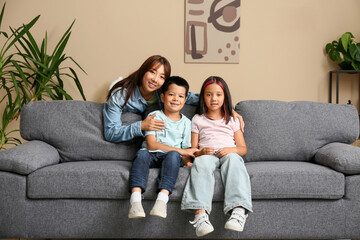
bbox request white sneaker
[190,212,214,237]
[150,200,167,218]
[224,207,247,232]
[128,202,145,219]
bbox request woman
[103,55,199,142]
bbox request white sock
[130,191,142,205]
[156,191,169,204]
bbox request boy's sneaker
[150,200,167,218]
[189,212,214,237]
[224,207,247,232]
[128,202,145,219]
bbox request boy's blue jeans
[181,153,253,215]
[129,150,182,194]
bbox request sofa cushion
[235,100,359,162]
[20,101,142,162]
[27,161,344,200]
[0,140,59,175]
[315,143,360,174]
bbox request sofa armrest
[314,142,360,175]
[0,140,60,175]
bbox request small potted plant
[325,32,360,70]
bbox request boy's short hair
[162,76,189,96]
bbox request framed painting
[185,0,241,63]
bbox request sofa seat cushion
[27,161,344,200]
[246,161,344,199]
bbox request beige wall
[1,0,360,147]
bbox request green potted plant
[0,3,86,150]
[325,32,360,70]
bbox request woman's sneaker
[190,212,214,237]
[128,202,145,218]
[224,207,247,232]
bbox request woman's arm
[103,97,143,143]
[185,92,200,105]
[232,110,245,132]
[103,92,165,143]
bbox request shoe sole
[197,226,214,237]
[128,212,146,219]
[150,209,166,218]
[224,223,244,232]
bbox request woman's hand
[141,113,165,131]
[232,110,245,132]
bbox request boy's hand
[184,161,193,167]
[180,148,197,158]
[141,113,165,131]
[182,155,193,167]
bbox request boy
[128,76,196,219]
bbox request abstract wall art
[185,0,241,63]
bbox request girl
[181,76,253,237]
[103,55,244,143]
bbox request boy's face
[160,84,187,114]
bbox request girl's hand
[141,113,165,131]
[232,110,245,132]
[215,147,234,158]
[198,147,215,156]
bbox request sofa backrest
[235,100,359,162]
[20,100,143,162]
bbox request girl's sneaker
[190,212,214,237]
[224,207,247,232]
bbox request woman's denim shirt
[103,86,199,143]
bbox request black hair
[106,55,171,107]
[198,76,233,124]
[161,76,189,96]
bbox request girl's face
[204,83,225,112]
[141,64,166,95]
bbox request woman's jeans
[129,150,182,194]
[181,153,253,215]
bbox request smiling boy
[128,76,196,219]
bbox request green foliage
[0,3,86,150]
[325,32,360,70]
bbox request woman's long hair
[198,76,233,124]
[106,55,171,108]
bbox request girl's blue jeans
[129,150,182,194]
[181,153,253,215]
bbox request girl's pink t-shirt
[191,114,240,151]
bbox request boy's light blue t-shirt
[141,110,192,153]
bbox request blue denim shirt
[103,86,199,143]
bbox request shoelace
[228,211,247,226]
[189,214,211,228]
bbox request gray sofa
[1,100,360,239]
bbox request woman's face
[141,64,166,95]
